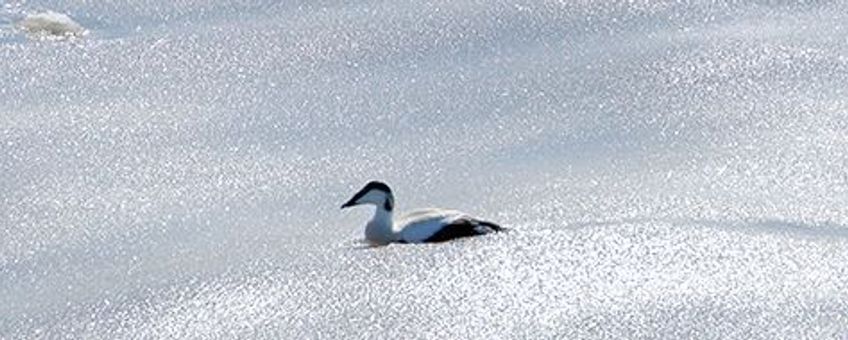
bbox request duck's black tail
[478,220,505,232]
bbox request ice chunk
[17,11,86,39]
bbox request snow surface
[2,0,848,338]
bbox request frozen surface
[2,0,848,338]
[17,11,86,39]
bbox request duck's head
[341,181,394,211]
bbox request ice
[2,0,848,339]
[17,11,86,39]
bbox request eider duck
[341,181,503,245]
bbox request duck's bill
[340,199,357,209]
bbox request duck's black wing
[422,218,504,243]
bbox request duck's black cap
[362,181,391,194]
[341,181,392,209]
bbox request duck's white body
[396,208,469,241]
[343,182,502,245]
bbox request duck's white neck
[365,205,395,244]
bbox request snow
[1,0,848,339]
